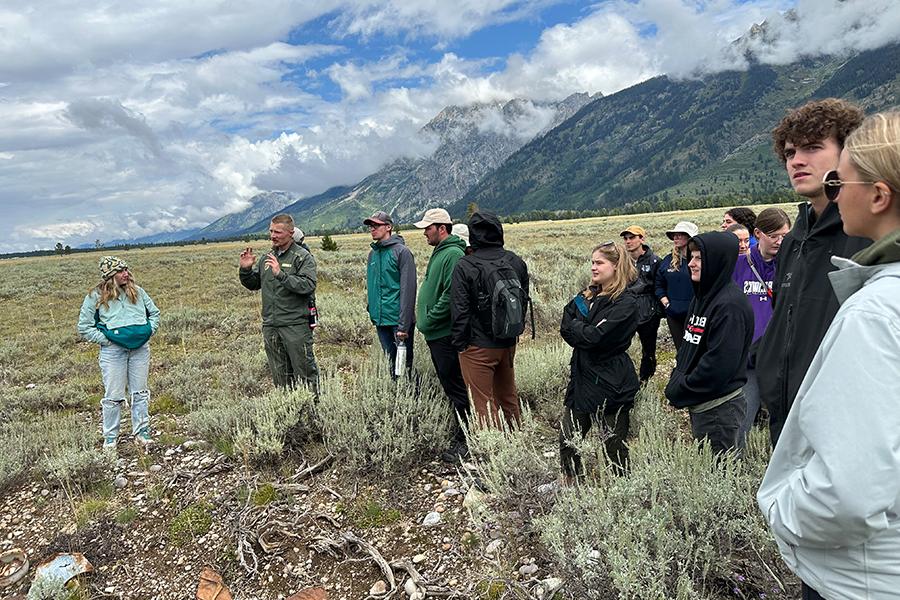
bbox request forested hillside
[456,43,900,216]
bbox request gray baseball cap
[363,211,393,226]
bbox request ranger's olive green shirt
[239,242,316,327]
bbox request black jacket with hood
[450,212,529,351]
[665,232,754,409]
[560,287,640,415]
[756,201,871,444]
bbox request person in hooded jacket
[450,211,529,429]
[756,99,871,447]
[414,208,470,463]
[758,111,900,600]
[364,210,416,378]
[655,221,698,351]
[665,231,754,455]
[621,225,662,382]
[731,207,791,447]
[560,241,639,480]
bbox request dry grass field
[0,204,800,599]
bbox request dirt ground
[0,434,564,600]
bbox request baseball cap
[363,211,393,226]
[414,208,452,228]
[454,223,470,247]
[620,225,646,238]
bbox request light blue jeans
[99,342,151,440]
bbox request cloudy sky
[2,0,898,252]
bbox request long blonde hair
[93,277,138,310]
[584,241,636,301]
[844,111,900,197]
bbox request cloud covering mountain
[1,0,898,252]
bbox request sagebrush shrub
[188,386,317,462]
[317,348,452,475]
[466,407,557,503]
[537,386,790,600]
[513,341,570,417]
[0,412,114,493]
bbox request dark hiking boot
[441,440,469,464]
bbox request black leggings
[560,405,631,478]
[666,314,686,351]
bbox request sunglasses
[822,170,875,201]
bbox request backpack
[473,252,535,340]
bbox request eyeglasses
[760,231,787,242]
[367,223,386,230]
[822,170,875,201]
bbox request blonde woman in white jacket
[757,112,900,600]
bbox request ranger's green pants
[262,324,318,393]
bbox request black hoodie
[755,201,871,445]
[665,232,754,409]
[450,212,529,350]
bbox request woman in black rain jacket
[559,241,639,480]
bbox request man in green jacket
[415,208,470,462]
[239,214,319,392]
[365,210,417,378]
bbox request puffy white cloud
[0,1,343,82]
[735,0,900,65]
[1,0,898,253]
[333,0,556,40]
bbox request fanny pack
[95,309,153,349]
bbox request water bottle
[308,300,318,329]
[394,340,407,378]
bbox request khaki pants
[458,345,520,429]
[262,324,318,393]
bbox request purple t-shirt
[732,245,777,342]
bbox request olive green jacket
[239,242,316,327]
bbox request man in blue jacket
[365,211,416,378]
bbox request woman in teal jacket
[77,256,160,449]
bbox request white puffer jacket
[757,256,900,599]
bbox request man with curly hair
[757,99,871,447]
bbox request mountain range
[454,43,900,217]
[119,41,900,245]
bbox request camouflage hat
[99,256,129,280]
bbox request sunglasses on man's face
[822,170,876,202]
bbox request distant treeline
[2,191,797,260]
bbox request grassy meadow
[0,203,800,599]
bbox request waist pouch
[95,310,153,349]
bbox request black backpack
[473,252,535,340]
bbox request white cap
[454,223,470,247]
[293,227,305,243]
[414,208,452,228]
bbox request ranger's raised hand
[239,247,256,269]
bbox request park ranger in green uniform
[239,213,319,392]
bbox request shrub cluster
[536,387,792,599]
[0,412,114,493]
[188,386,318,463]
[317,348,453,475]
